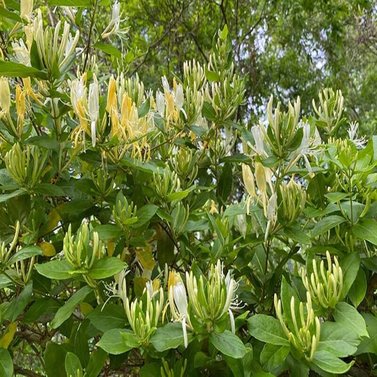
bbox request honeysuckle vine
[0,1,376,377]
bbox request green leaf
[93,224,122,240]
[334,302,368,338]
[97,329,139,355]
[167,188,193,202]
[202,101,217,121]
[26,135,59,150]
[0,188,27,203]
[94,42,122,59]
[318,322,359,357]
[35,260,73,280]
[4,282,33,321]
[284,226,311,244]
[0,274,11,289]
[87,257,125,279]
[340,252,360,298]
[312,350,353,374]
[217,163,233,203]
[121,156,160,173]
[0,61,47,79]
[150,322,185,352]
[260,344,290,372]
[65,352,82,377]
[48,0,90,6]
[134,204,158,227]
[51,286,92,329]
[8,245,42,264]
[220,154,251,163]
[0,349,13,377]
[0,6,21,21]
[205,69,220,82]
[210,330,247,359]
[140,363,161,377]
[24,298,60,323]
[34,183,66,196]
[353,218,377,245]
[219,24,229,40]
[248,315,289,346]
[88,303,126,332]
[30,40,43,70]
[311,215,346,238]
[138,100,150,118]
[348,268,367,308]
[324,192,349,202]
[280,276,299,331]
[44,342,69,377]
[85,348,108,377]
[223,203,247,217]
[356,313,377,355]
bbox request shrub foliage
[0,2,376,376]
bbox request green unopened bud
[4,144,49,190]
[153,168,181,200]
[0,221,20,266]
[161,358,187,377]
[112,192,138,231]
[301,251,343,309]
[63,223,105,274]
[33,10,80,76]
[279,178,306,224]
[123,282,165,345]
[171,148,198,185]
[185,261,239,334]
[118,73,145,107]
[183,59,205,89]
[266,96,301,157]
[274,292,320,361]
[15,256,35,283]
[312,88,344,136]
[171,202,190,236]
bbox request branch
[236,0,268,59]
[14,366,43,377]
[182,22,209,63]
[83,0,99,71]
[130,1,192,76]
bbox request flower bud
[0,78,11,115]
[279,178,306,224]
[20,0,33,22]
[274,292,320,361]
[301,251,343,309]
[312,88,344,136]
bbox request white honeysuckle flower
[174,83,187,118]
[347,121,366,148]
[251,125,267,156]
[174,84,184,110]
[289,122,321,173]
[70,75,87,114]
[101,1,121,39]
[168,271,189,348]
[20,0,33,22]
[266,192,277,222]
[0,77,11,115]
[12,40,30,66]
[156,90,165,116]
[88,75,99,147]
[161,76,170,93]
